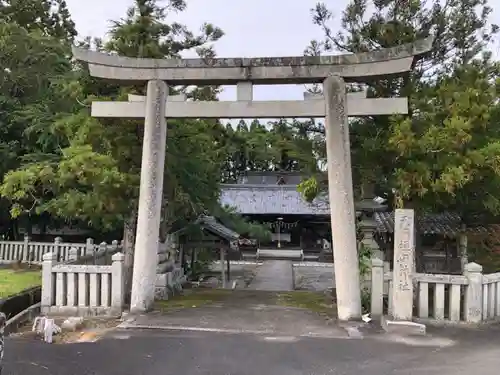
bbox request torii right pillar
[324,74,362,320]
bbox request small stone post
[392,209,415,321]
[41,252,57,314]
[130,80,168,313]
[111,252,125,314]
[220,247,226,288]
[22,233,30,263]
[97,242,107,265]
[68,247,79,262]
[370,258,384,317]
[85,238,94,257]
[110,240,119,264]
[54,237,62,262]
[464,262,483,323]
[323,74,362,321]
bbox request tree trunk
[123,211,137,304]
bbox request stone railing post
[109,240,119,264]
[54,237,62,262]
[22,233,30,263]
[464,262,483,323]
[111,252,125,314]
[371,258,384,317]
[41,252,57,314]
[97,242,107,265]
[68,247,79,262]
[85,238,94,257]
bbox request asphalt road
[5,327,497,375]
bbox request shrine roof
[220,184,329,215]
[220,185,491,236]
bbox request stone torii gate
[72,38,432,320]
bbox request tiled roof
[220,184,491,236]
[196,215,240,241]
[374,212,490,236]
[220,184,330,215]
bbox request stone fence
[41,251,125,316]
[41,239,185,315]
[370,259,500,324]
[0,236,122,265]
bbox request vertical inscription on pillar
[392,209,415,321]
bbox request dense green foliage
[0,0,499,250]
[300,0,500,224]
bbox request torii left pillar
[324,75,362,321]
[130,80,168,313]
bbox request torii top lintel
[72,37,433,85]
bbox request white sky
[66,0,500,103]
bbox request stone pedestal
[130,80,168,313]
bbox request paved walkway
[248,260,294,291]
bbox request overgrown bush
[187,248,216,280]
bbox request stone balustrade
[370,259,500,324]
[41,252,125,316]
[0,236,122,264]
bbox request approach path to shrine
[247,260,294,291]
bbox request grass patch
[0,269,41,298]
[155,289,233,310]
[154,289,337,319]
[277,291,336,318]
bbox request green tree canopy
[299,0,500,222]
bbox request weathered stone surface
[61,317,85,331]
[381,316,426,336]
[324,74,361,321]
[156,260,174,274]
[71,37,433,84]
[130,80,168,313]
[392,209,415,321]
[91,97,408,119]
[157,252,170,264]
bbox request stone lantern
[355,192,388,261]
